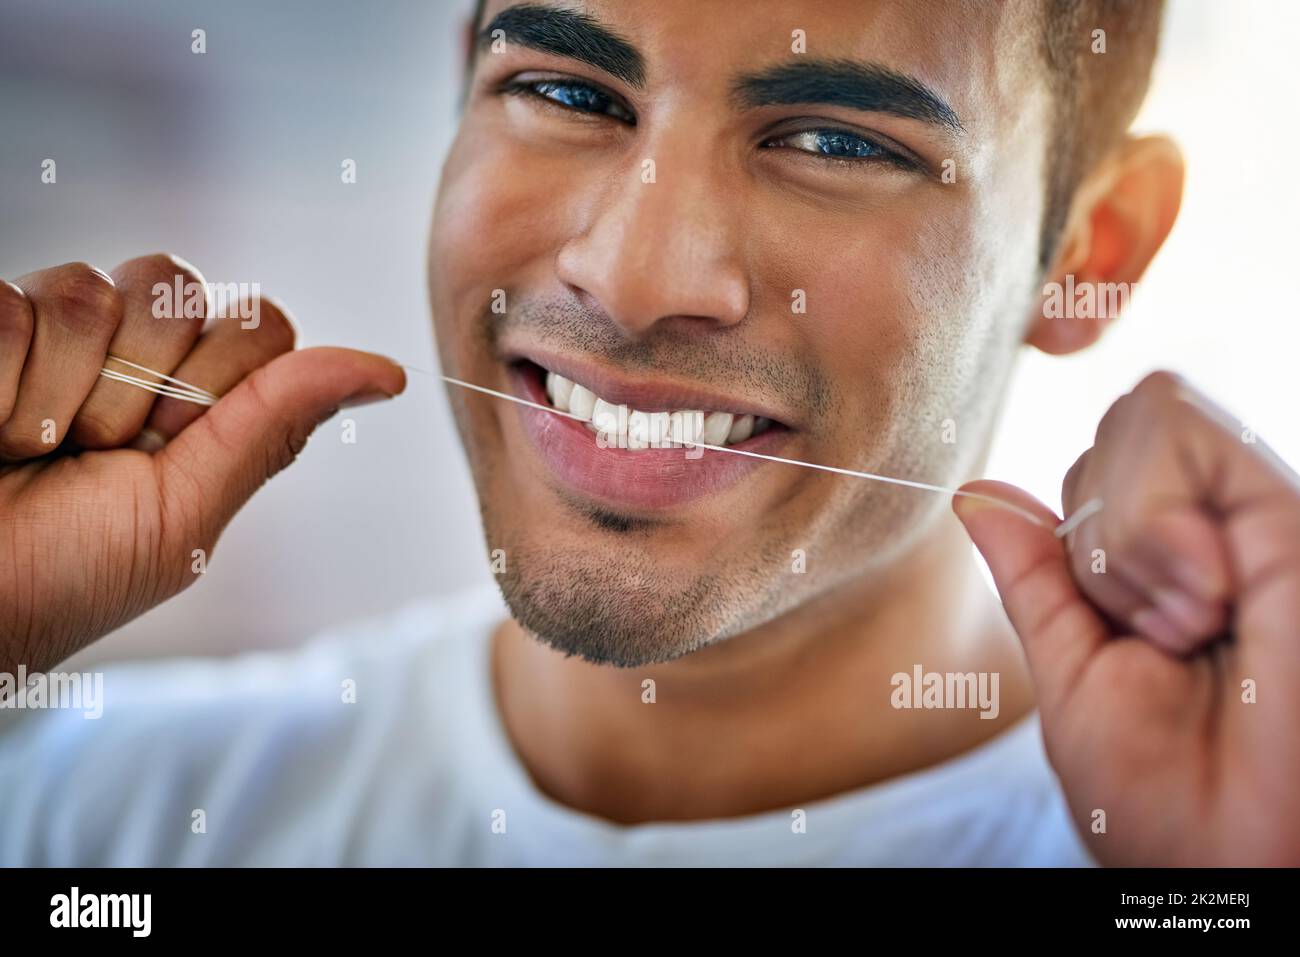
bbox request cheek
[783,216,964,421]
[428,128,575,351]
[772,194,1006,468]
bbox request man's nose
[555,146,750,337]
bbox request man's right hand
[0,254,405,675]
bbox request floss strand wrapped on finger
[99,354,217,407]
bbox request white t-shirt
[0,585,1094,866]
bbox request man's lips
[501,345,797,426]
[502,357,795,510]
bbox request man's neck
[491,520,1036,824]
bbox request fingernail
[952,493,995,518]
[1152,587,1208,636]
[131,427,167,453]
[1169,559,1220,603]
[339,390,396,410]
[1132,606,1188,652]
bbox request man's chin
[494,562,727,668]
[472,455,830,667]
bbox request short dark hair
[1037,0,1165,270]
[466,0,1165,273]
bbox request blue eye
[769,129,897,162]
[505,79,635,123]
[812,131,883,158]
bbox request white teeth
[546,372,575,412]
[542,369,770,450]
[668,411,703,445]
[627,410,650,450]
[700,411,734,446]
[567,382,596,422]
[592,398,622,443]
[646,411,671,444]
[727,413,754,445]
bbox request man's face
[429,0,1054,665]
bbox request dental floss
[99,354,217,406]
[409,366,1101,537]
[92,355,1100,536]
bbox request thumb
[156,346,406,544]
[953,480,1109,714]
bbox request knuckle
[1128,370,1199,427]
[1133,369,1186,398]
[117,251,199,284]
[1095,373,1187,446]
[1127,370,1192,423]
[43,262,123,332]
[115,252,209,330]
[250,296,298,354]
[114,252,207,311]
[1094,392,1134,444]
[51,261,117,305]
[0,281,34,339]
[1061,449,1091,506]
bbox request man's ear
[1027,134,1185,356]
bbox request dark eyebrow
[478,3,646,89]
[732,59,963,134]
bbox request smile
[544,368,776,450]
[504,357,795,510]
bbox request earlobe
[1026,134,1186,357]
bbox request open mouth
[503,357,795,510]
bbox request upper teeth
[544,370,771,450]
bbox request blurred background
[0,0,1296,665]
